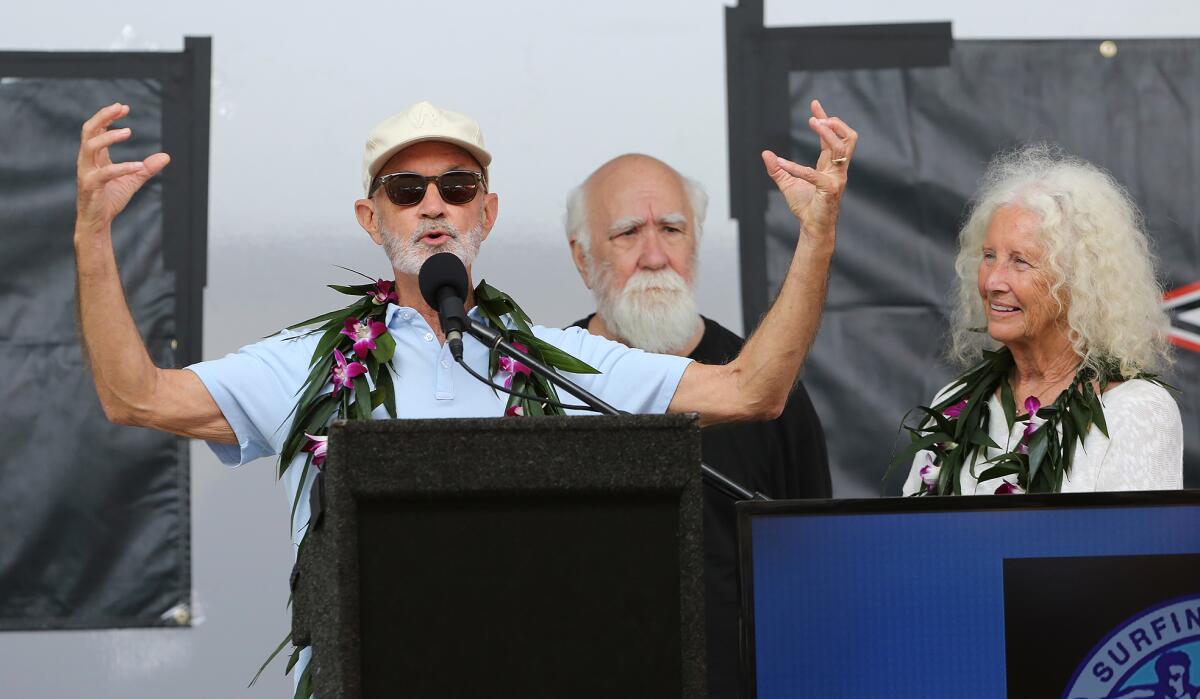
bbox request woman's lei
[891,347,1164,496]
[251,270,598,697]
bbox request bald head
[565,154,708,255]
[586,154,688,211]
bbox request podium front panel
[359,493,681,694]
[294,414,705,699]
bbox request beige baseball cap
[361,100,492,195]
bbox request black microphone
[418,252,470,362]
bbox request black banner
[0,39,209,629]
[726,5,1200,496]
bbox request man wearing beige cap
[72,97,855,686]
[354,100,496,276]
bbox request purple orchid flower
[341,318,387,357]
[919,455,941,494]
[498,342,532,389]
[505,405,525,417]
[370,279,398,305]
[994,480,1024,495]
[302,433,328,468]
[1016,396,1042,454]
[330,348,367,395]
[943,399,968,419]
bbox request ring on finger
[831,156,848,165]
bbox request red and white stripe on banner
[1164,281,1200,353]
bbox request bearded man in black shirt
[564,153,831,699]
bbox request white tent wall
[0,1,1196,696]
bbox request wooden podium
[291,414,706,698]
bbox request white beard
[382,216,485,276]
[591,264,701,354]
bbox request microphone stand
[463,318,771,502]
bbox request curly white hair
[949,144,1171,377]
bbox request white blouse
[902,379,1184,495]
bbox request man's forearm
[72,103,234,443]
[729,227,836,419]
[669,108,855,427]
[668,228,835,427]
[75,223,162,425]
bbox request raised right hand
[75,103,170,235]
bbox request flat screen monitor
[738,491,1200,699]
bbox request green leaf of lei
[1026,426,1051,485]
[248,631,293,687]
[1089,391,1109,438]
[896,347,1162,496]
[371,331,396,364]
[999,379,1016,431]
[976,464,1023,482]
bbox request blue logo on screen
[1064,594,1200,699]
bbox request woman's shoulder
[1102,378,1176,406]
[1099,378,1181,430]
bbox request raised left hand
[761,99,857,239]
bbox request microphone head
[417,252,469,308]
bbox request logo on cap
[408,102,442,129]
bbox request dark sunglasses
[369,170,485,206]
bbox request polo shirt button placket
[434,341,454,400]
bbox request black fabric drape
[0,39,209,630]
[730,24,1200,497]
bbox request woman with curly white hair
[900,144,1183,496]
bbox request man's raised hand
[760,99,858,240]
[75,103,170,235]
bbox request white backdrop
[1,1,1197,696]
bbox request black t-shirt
[571,314,830,699]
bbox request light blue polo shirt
[187,304,691,543]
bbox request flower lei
[251,270,598,697]
[891,347,1165,496]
